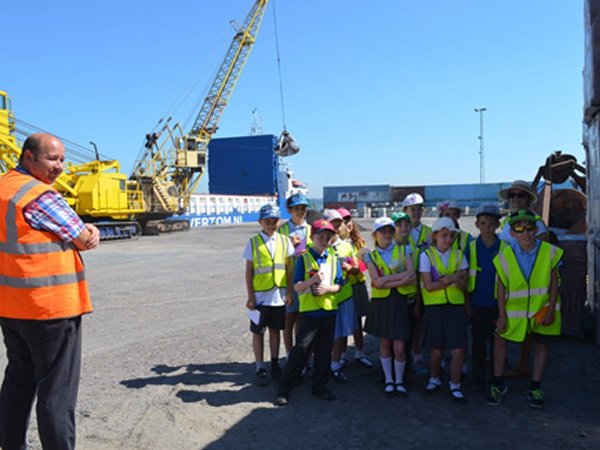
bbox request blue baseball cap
[259,204,281,220]
[287,193,310,208]
[475,203,501,218]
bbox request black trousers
[470,306,498,385]
[0,316,82,450]
[278,313,336,396]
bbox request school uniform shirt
[419,246,468,275]
[243,231,295,306]
[469,237,501,307]
[293,247,344,317]
[508,239,561,281]
[500,220,547,247]
[284,220,308,240]
[365,242,413,268]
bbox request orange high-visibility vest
[0,170,92,319]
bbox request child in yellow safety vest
[401,192,431,249]
[322,209,359,384]
[244,204,295,387]
[364,217,416,398]
[488,210,562,409]
[391,211,428,377]
[419,217,469,403]
[339,207,373,369]
[437,200,474,252]
[276,219,343,406]
[278,193,313,358]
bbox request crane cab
[176,135,206,169]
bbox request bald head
[20,133,65,184]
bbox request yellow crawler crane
[131,0,269,234]
[0,91,20,173]
[0,90,145,239]
[1,0,270,239]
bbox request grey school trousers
[0,316,82,450]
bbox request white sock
[427,376,441,389]
[256,361,266,371]
[331,361,341,371]
[450,381,464,398]
[341,351,347,361]
[355,349,365,359]
[380,356,393,384]
[394,359,406,384]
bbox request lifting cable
[14,118,111,163]
[272,0,288,131]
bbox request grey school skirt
[364,289,410,341]
[422,303,468,350]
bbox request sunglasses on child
[511,223,536,233]
[508,191,529,199]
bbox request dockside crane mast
[2,0,276,239]
[131,0,269,233]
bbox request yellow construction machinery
[0,0,270,239]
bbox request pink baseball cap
[337,207,352,219]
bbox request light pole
[474,107,486,183]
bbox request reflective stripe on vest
[420,247,465,306]
[251,233,288,291]
[370,244,416,298]
[330,240,353,303]
[0,170,92,320]
[452,230,470,251]
[493,242,563,342]
[298,251,338,312]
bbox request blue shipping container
[208,135,279,196]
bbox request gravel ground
[1,218,599,449]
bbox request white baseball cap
[322,208,343,222]
[372,217,395,232]
[401,193,424,208]
[431,217,459,233]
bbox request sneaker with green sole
[487,383,508,406]
[527,388,545,409]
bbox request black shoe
[527,388,545,409]
[331,370,348,384]
[384,382,395,398]
[357,356,374,369]
[450,387,466,404]
[255,368,269,387]
[423,381,441,397]
[395,383,407,398]
[275,394,288,406]
[312,389,336,401]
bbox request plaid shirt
[16,166,85,242]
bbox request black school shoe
[331,370,348,384]
[255,368,269,387]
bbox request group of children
[244,181,562,409]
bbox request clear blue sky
[4,0,584,198]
